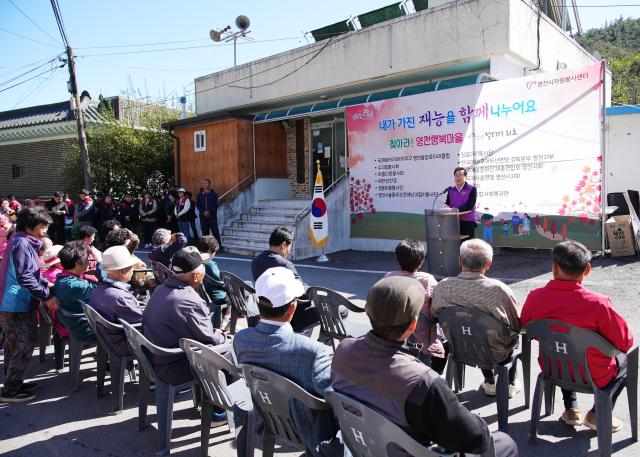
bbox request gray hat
[365,276,424,326]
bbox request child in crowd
[76,225,101,280]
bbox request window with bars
[194,130,206,152]
[11,165,24,179]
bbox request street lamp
[210,15,252,67]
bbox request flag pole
[315,160,329,263]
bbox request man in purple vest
[331,276,518,457]
[444,166,477,240]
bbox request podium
[424,208,468,279]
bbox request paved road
[1,249,638,457]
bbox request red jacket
[521,280,633,388]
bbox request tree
[63,98,179,200]
[576,17,640,105]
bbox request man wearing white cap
[233,267,342,457]
[89,246,143,356]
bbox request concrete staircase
[221,199,309,257]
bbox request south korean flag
[310,161,328,249]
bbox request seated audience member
[521,241,633,431]
[105,228,154,291]
[234,267,343,457]
[52,241,99,341]
[385,239,446,373]
[42,245,68,339]
[332,276,518,457]
[142,249,227,385]
[42,245,64,284]
[38,237,54,267]
[251,227,327,333]
[106,228,140,255]
[0,212,14,257]
[90,245,143,356]
[431,239,521,397]
[148,228,187,268]
[195,236,228,328]
[99,219,121,251]
[76,225,102,279]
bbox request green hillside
[576,17,640,104]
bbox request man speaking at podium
[443,167,477,240]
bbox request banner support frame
[600,60,607,256]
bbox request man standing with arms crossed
[196,179,221,248]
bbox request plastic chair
[326,390,497,457]
[180,338,255,457]
[240,363,331,456]
[37,301,53,363]
[307,287,370,350]
[83,303,137,414]
[220,272,260,334]
[438,307,530,432]
[56,306,105,392]
[120,319,199,455]
[151,260,172,284]
[37,301,67,371]
[524,320,638,457]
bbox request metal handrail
[219,174,255,204]
[294,172,348,222]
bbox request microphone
[440,186,451,194]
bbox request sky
[1,0,639,112]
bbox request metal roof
[253,73,492,123]
[0,98,105,131]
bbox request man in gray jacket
[233,267,342,457]
[142,249,228,384]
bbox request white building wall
[606,111,640,195]
[195,0,599,115]
[196,0,512,114]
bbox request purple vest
[447,184,476,222]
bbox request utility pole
[66,46,92,190]
[50,0,92,190]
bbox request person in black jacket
[331,276,518,457]
[119,194,139,231]
[45,191,68,245]
[196,179,221,247]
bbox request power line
[11,67,61,109]
[7,0,62,45]
[230,37,334,90]
[0,25,60,48]
[0,53,63,78]
[0,66,64,94]
[49,0,69,47]
[76,36,302,57]
[0,56,63,88]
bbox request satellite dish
[235,15,250,32]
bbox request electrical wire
[0,25,60,48]
[76,36,303,57]
[0,53,63,79]
[230,37,334,90]
[11,66,61,108]
[0,65,65,94]
[7,0,62,45]
[0,56,63,88]
[49,0,69,48]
